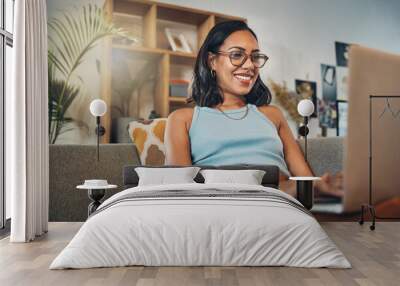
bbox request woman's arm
[164,108,193,165]
[258,105,344,197]
[259,105,314,177]
[268,105,343,197]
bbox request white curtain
[8,0,49,242]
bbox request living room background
[46,0,400,144]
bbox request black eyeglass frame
[215,50,269,68]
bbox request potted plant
[48,4,133,144]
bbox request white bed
[50,183,351,269]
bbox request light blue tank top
[189,104,290,177]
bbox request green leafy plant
[269,79,305,124]
[48,4,130,143]
[48,62,87,140]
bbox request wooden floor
[0,222,399,286]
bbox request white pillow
[135,167,201,186]
[200,169,266,185]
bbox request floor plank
[0,222,399,286]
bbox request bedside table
[289,177,321,210]
[77,180,117,217]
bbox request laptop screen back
[343,45,400,212]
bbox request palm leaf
[48,76,80,143]
[48,4,130,80]
[47,4,136,143]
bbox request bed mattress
[50,183,350,269]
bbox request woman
[165,20,343,198]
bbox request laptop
[313,45,400,214]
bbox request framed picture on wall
[295,79,318,117]
[165,28,192,53]
[336,99,348,136]
[318,99,337,129]
[321,64,337,103]
[335,41,351,67]
[336,67,348,101]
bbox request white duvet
[50,183,351,269]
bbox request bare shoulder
[256,104,285,128]
[258,104,284,117]
[167,107,194,122]
[167,107,195,131]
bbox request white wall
[47,0,400,142]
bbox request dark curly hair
[190,20,272,107]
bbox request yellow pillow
[128,118,167,165]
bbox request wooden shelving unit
[169,96,188,103]
[101,0,246,142]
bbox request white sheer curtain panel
[8,0,49,242]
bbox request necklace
[216,104,249,120]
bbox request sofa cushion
[128,118,167,165]
[298,137,344,176]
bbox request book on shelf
[169,79,189,97]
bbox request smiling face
[209,30,260,100]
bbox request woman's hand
[314,172,344,198]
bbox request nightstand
[289,177,321,210]
[77,180,117,217]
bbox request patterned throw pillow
[128,118,167,165]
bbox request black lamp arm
[95,116,106,161]
[298,116,309,163]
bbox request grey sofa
[49,137,344,222]
[49,144,140,221]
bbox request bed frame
[123,164,280,189]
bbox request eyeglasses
[215,50,269,68]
